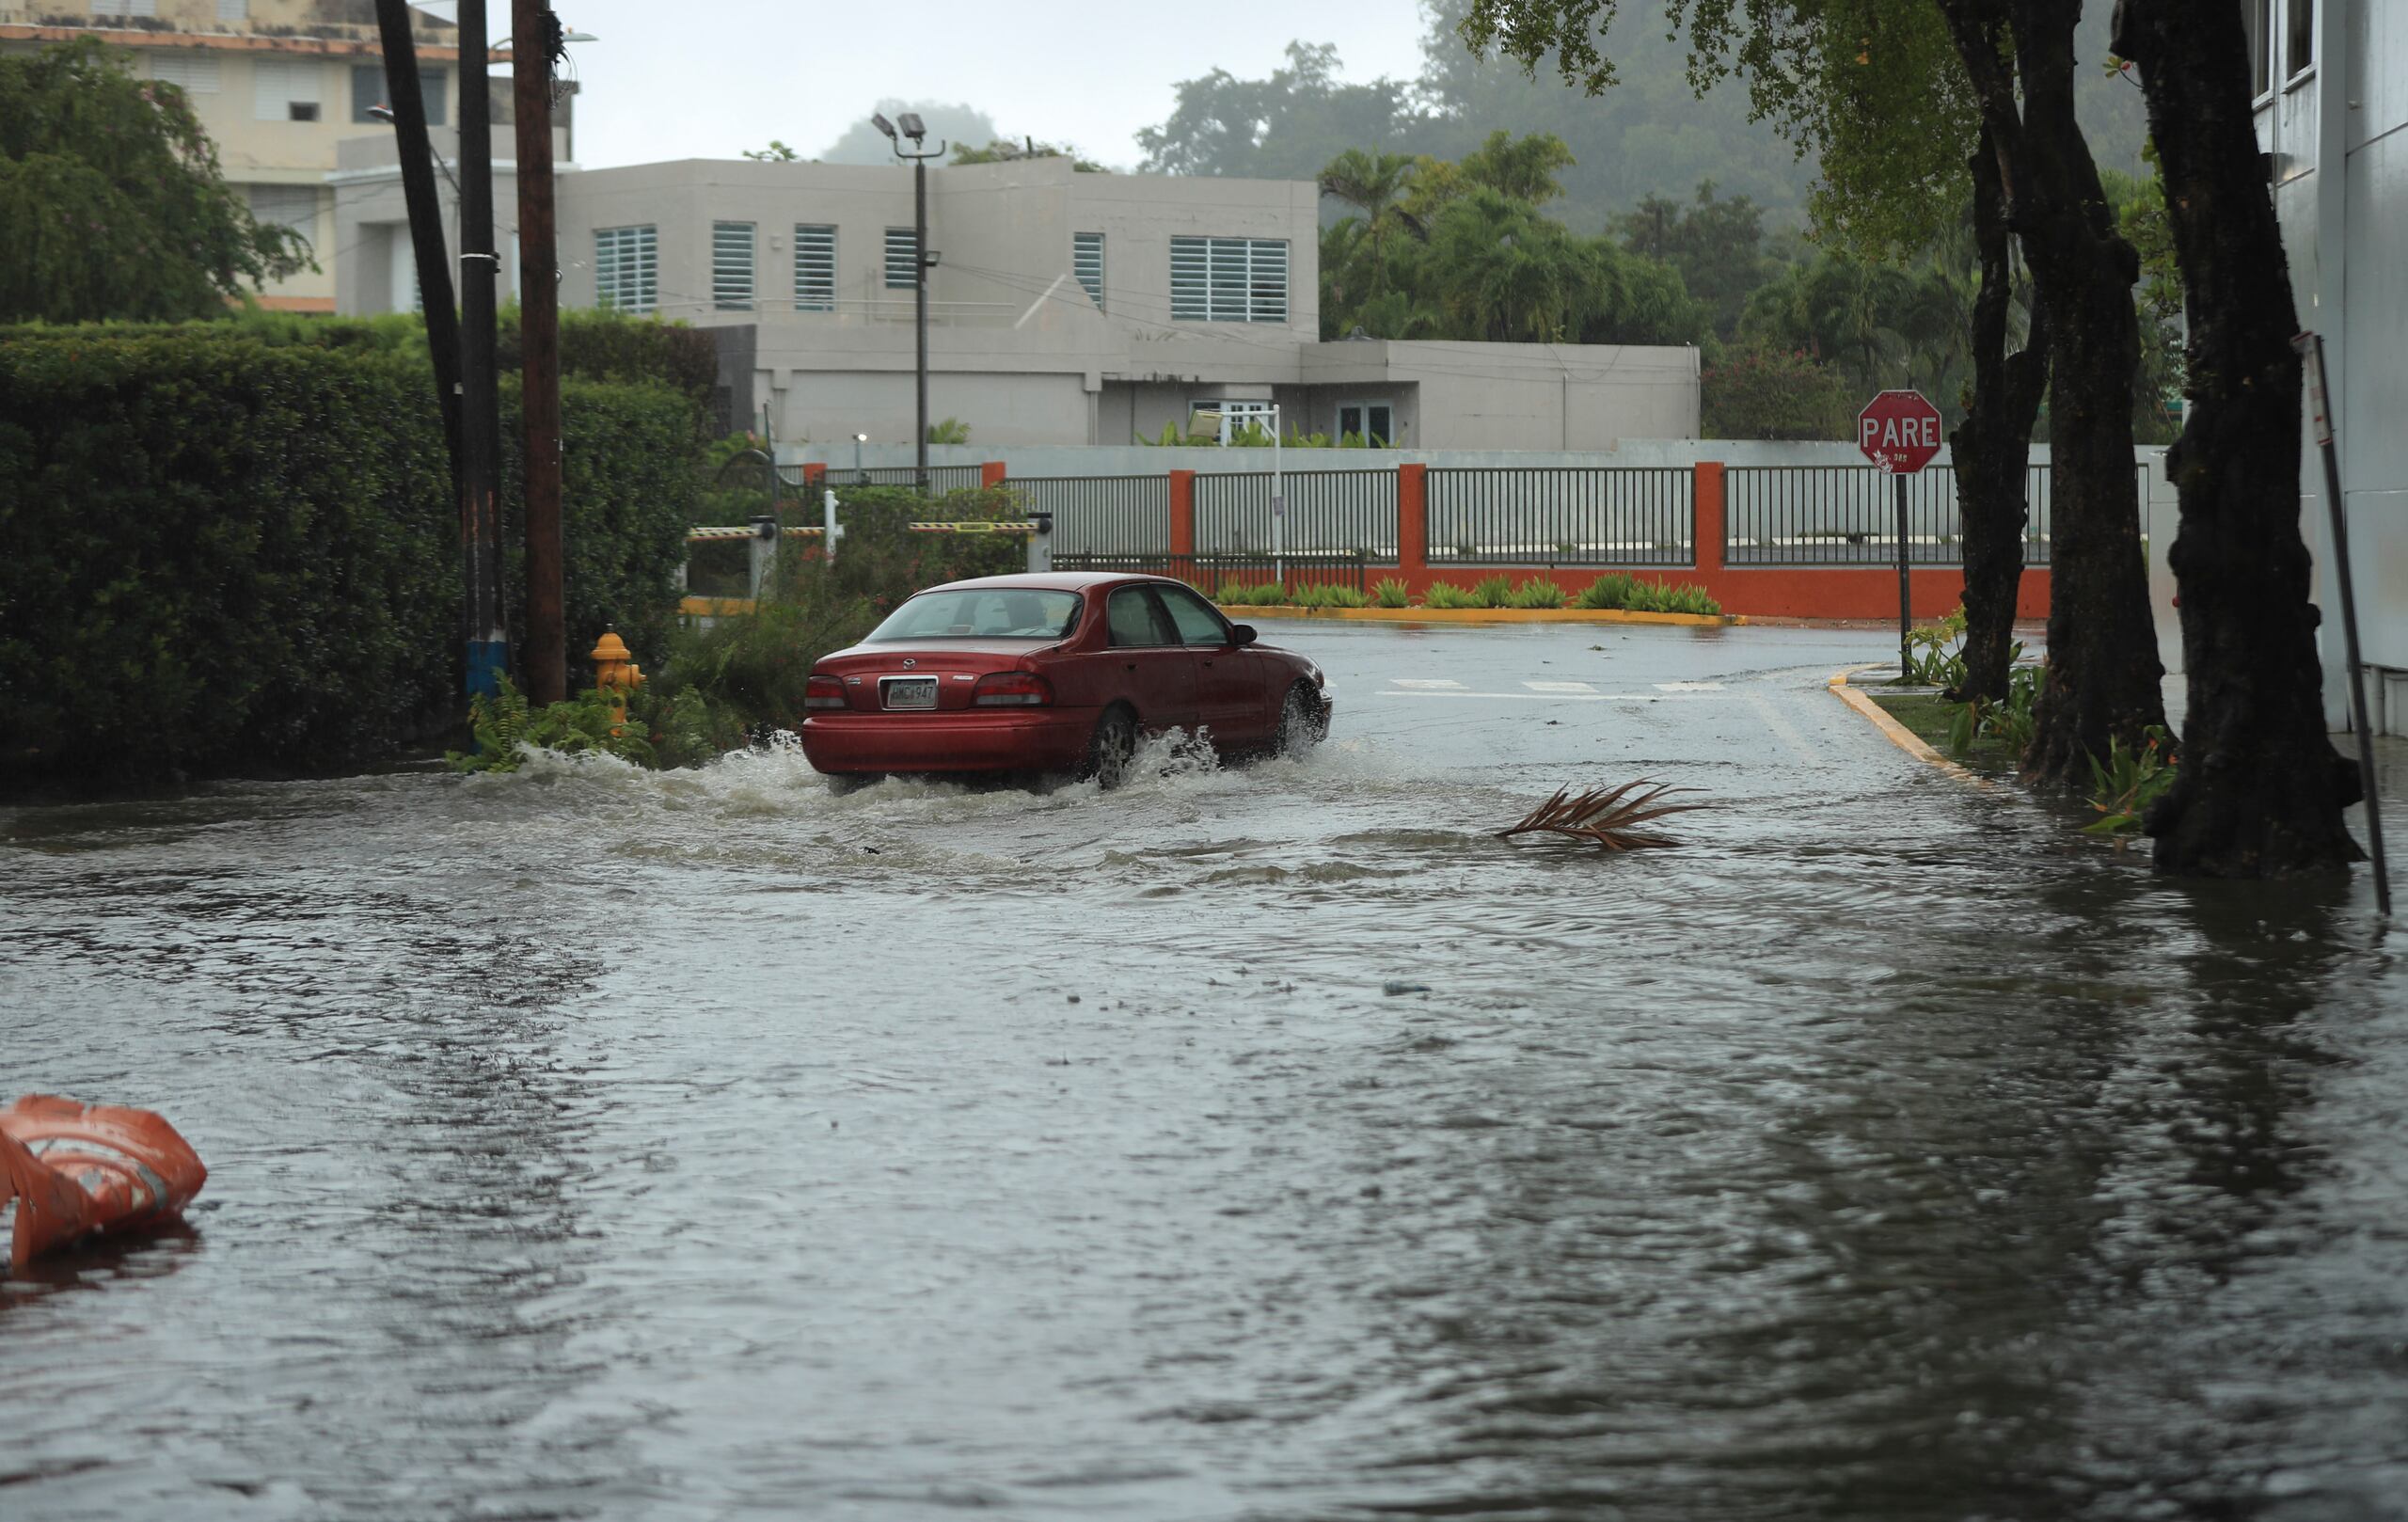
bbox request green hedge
[0,327,697,786]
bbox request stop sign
[1857,389,1944,474]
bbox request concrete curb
[1215,604,1742,628]
[1826,665,1990,789]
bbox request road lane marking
[1654,681,1725,691]
[1372,690,1733,703]
[1522,680,1599,693]
[1390,678,1466,690]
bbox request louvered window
[794,225,835,311]
[884,228,919,290]
[594,225,657,314]
[218,0,249,18]
[151,54,221,93]
[712,222,754,311]
[1073,231,1104,310]
[246,184,318,247]
[1169,236,1287,323]
[253,58,321,121]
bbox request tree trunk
[2001,0,2167,785]
[1945,126,2049,707]
[2113,3,2364,876]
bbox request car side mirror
[1228,624,1258,647]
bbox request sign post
[1857,389,1945,680]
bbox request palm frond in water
[1497,779,1706,851]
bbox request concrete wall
[330,129,526,314]
[2262,0,2408,732]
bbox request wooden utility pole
[456,0,507,698]
[514,0,565,704]
[370,0,462,492]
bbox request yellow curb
[1215,604,1741,628]
[1827,666,1990,789]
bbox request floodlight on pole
[871,112,896,142]
[896,111,926,143]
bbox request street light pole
[873,112,944,495]
[513,0,565,705]
[369,2,461,501]
[455,0,506,699]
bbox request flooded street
[7,621,2408,1522]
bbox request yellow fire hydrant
[591,629,645,733]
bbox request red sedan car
[800,573,1331,789]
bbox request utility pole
[873,112,944,494]
[513,0,565,704]
[456,0,507,699]
[371,0,461,491]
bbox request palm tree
[1318,149,1418,300]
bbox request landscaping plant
[1471,575,1517,609]
[1373,577,1413,608]
[1507,576,1568,609]
[2083,725,2180,839]
[1423,582,1480,610]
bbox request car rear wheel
[1084,706,1138,789]
[1277,682,1327,756]
[824,772,879,797]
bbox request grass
[1872,693,2024,774]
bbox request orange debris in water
[1,1095,207,1269]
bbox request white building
[2253,0,2408,732]
[334,153,1703,452]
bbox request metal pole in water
[1273,404,1285,587]
[2297,331,2389,917]
[1894,470,1911,678]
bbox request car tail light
[805,674,848,710]
[972,671,1053,706]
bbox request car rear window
[864,589,1083,642]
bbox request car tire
[1277,681,1327,756]
[1084,706,1138,789]
[825,772,879,797]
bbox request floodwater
[6,623,2407,1522]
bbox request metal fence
[1007,474,1171,556]
[822,465,990,493]
[1426,467,1693,566]
[1052,552,1369,597]
[1721,464,2150,566]
[1194,469,1400,563]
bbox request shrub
[1701,344,1855,441]
[1507,576,1567,610]
[0,326,698,787]
[1623,579,1724,616]
[1314,585,1370,609]
[1470,575,1516,609]
[1372,577,1412,608]
[1576,572,1640,610]
[1423,581,1479,610]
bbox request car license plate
[881,676,938,710]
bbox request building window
[2248,0,2273,96]
[884,228,919,291]
[794,224,835,311]
[352,64,448,126]
[150,54,222,94]
[594,225,657,314]
[1170,236,1288,323]
[106,0,159,15]
[253,58,322,122]
[245,184,318,249]
[217,0,248,20]
[1074,231,1104,310]
[1189,399,1277,442]
[712,222,755,311]
[2286,0,2313,78]
[1337,402,1394,447]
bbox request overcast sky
[420,0,1435,171]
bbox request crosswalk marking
[1655,681,1725,691]
[1390,678,1466,690]
[1522,680,1599,693]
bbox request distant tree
[741,140,801,162]
[1318,149,1419,308]
[818,101,998,166]
[1138,43,1425,181]
[1702,345,1855,439]
[0,40,309,323]
[1616,182,1775,341]
[950,138,1107,172]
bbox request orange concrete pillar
[1692,462,1725,576]
[980,460,1006,488]
[1168,468,1196,563]
[802,463,826,489]
[1397,462,1427,584]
